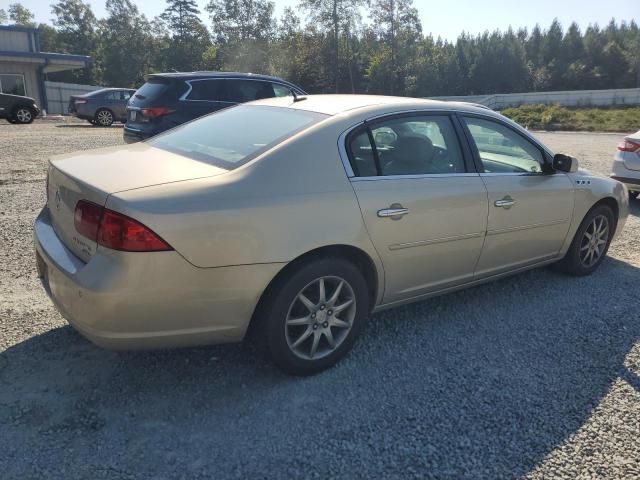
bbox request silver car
[34,95,629,374]
[611,130,640,200]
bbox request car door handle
[494,196,516,209]
[377,207,409,218]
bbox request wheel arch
[590,196,620,233]
[246,244,381,338]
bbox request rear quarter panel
[106,118,385,300]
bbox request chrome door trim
[389,231,484,251]
[179,78,306,102]
[336,107,554,180]
[487,218,569,236]
[351,173,481,181]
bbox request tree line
[1,0,639,96]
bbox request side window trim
[343,111,474,179]
[457,112,551,175]
[364,122,383,176]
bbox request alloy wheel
[285,276,356,360]
[15,108,32,123]
[97,110,113,126]
[579,214,609,268]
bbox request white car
[611,130,640,200]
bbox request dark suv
[123,72,306,143]
[68,88,136,126]
[0,93,40,124]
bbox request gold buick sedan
[35,95,628,374]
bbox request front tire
[13,107,35,124]
[95,109,114,127]
[554,204,615,276]
[259,258,370,375]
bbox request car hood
[1,93,35,102]
[50,142,228,196]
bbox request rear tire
[94,108,114,127]
[256,257,370,375]
[629,191,639,200]
[553,204,615,276]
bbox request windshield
[148,105,328,169]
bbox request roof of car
[250,94,500,118]
[147,71,294,84]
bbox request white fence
[44,81,104,115]
[430,87,640,110]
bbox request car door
[345,113,489,304]
[460,115,574,277]
[114,90,131,119]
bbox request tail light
[74,99,88,104]
[74,200,172,252]
[141,107,175,118]
[617,139,640,152]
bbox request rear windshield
[134,78,171,100]
[148,105,328,169]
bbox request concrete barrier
[430,88,640,109]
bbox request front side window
[148,105,327,169]
[272,83,293,97]
[225,80,275,103]
[347,115,466,177]
[463,117,544,174]
[0,74,26,96]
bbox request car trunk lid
[622,130,640,171]
[47,142,228,262]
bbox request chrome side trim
[389,231,484,251]
[179,78,305,102]
[480,172,547,177]
[336,107,555,179]
[337,126,357,177]
[487,218,569,236]
[352,173,480,181]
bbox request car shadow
[1,258,639,478]
[629,199,640,217]
[55,124,124,129]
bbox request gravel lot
[1,121,639,479]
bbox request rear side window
[148,105,327,169]
[225,80,275,103]
[186,79,223,101]
[347,115,466,176]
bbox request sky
[7,0,639,42]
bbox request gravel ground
[1,121,639,479]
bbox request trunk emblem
[55,189,61,210]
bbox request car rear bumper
[611,154,640,190]
[34,206,283,350]
[123,125,155,143]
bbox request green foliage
[502,104,640,132]
[4,0,640,101]
[8,3,35,26]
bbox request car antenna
[290,89,307,103]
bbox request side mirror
[553,153,579,173]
